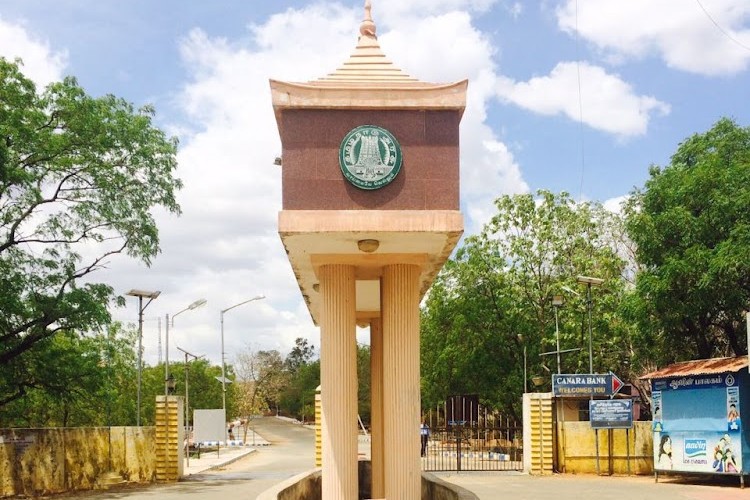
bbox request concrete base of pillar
[256,462,479,500]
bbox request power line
[695,0,750,52]
[575,0,587,202]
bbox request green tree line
[2,57,749,429]
[420,118,750,421]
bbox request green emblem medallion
[339,125,402,190]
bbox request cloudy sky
[2,0,749,368]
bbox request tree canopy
[421,190,630,420]
[0,58,181,408]
[625,117,750,361]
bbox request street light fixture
[552,295,564,374]
[220,295,265,419]
[126,289,161,426]
[577,275,603,373]
[165,298,207,398]
[176,345,204,468]
[517,334,527,393]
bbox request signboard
[652,372,744,474]
[552,372,624,398]
[589,399,633,429]
[194,409,226,444]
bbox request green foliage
[421,190,630,420]
[161,358,223,426]
[0,58,181,409]
[0,322,138,427]
[232,348,287,418]
[625,118,750,361]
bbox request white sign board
[193,409,226,443]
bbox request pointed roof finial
[360,0,377,39]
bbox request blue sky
[2,0,749,365]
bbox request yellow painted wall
[0,427,155,497]
[556,421,653,475]
[523,393,554,475]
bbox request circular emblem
[726,374,735,386]
[339,125,402,190]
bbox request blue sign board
[552,372,624,398]
[589,399,633,429]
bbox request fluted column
[319,264,358,500]
[370,317,384,498]
[382,264,421,499]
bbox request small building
[641,356,749,486]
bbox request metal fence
[421,400,523,472]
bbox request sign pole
[595,429,600,475]
[626,428,631,476]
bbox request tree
[0,321,139,427]
[285,337,315,372]
[233,348,286,420]
[277,337,319,422]
[625,118,750,362]
[0,58,181,408]
[421,190,630,420]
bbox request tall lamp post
[576,276,603,373]
[126,289,161,426]
[517,334,527,393]
[165,299,207,398]
[176,346,203,467]
[552,295,564,374]
[220,295,265,418]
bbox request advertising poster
[652,373,742,474]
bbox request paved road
[64,416,315,500]
[63,418,749,500]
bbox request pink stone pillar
[319,264,358,500]
[370,317,384,498]
[382,264,421,499]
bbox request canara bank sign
[552,372,624,397]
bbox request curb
[188,448,257,475]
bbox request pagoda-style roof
[270,0,467,120]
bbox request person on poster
[712,447,725,472]
[657,434,672,469]
[725,449,738,473]
[727,403,740,430]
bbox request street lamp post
[176,346,203,468]
[577,276,603,373]
[220,296,265,420]
[165,299,207,398]
[517,334,527,393]
[126,289,161,426]
[577,275,603,476]
[552,295,564,374]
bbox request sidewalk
[183,429,270,476]
[184,446,256,476]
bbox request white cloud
[374,0,497,22]
[127,3,530,362]
[8,2,530,365]
[496,61,670,138]
[556,0,750,76]
[603,194,629,213]
[383,11,528,233]
[0,16,67,88]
